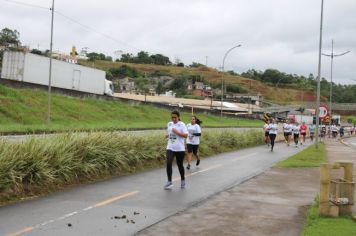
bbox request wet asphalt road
[0,142,310,236]
[344,136,356,149]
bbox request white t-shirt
[186,123,201,145]
[331,125,338,132]
[268,124,278,135]
[166,121,188,152]
[292,125,300,134]
[283,123,292,133]
[263,124,269,132]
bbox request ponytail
[193,115,202,126]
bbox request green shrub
[0,130,264,203]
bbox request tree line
[241,68,356,103]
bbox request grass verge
[0,130,264,205]
[275,143,326,168]
[0,84,262,134]
[302,197,356,236]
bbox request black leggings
[166,150,185,182]
[269,134,276,149]
[294,134,299,145]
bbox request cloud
[1,0,355,84]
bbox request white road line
[233,152,258,161]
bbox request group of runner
[264,119,317,151]
[164,110,202,190]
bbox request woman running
[292,122,300,147]
[263,120,270,147]
[268,119,278,152]
[186,116,202,170]
[300,122,308,145]
[309,123,316,142]
[164,110,188,190]
[283,119,292,146]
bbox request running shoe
[186,164,191,170]
[181,180,186,188]
[164,181,173,190]
[196,159,200,166]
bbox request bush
[0,130,264,202]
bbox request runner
[300,122,308,145]
[283,119,292,146]
[339,126,345,138]
[263,120,270,147]
[331,124,338,138]
[320,125,327,139]
[164,110,188,190]
[309,123,316,142]
[186,115,202,170]
[292,122,300,147]
[268,119,278,152]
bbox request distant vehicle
[1,51,114,96]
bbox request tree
[0,28,20,46]
[156,81,164,95]
[189,62,203,68]
[169,77,187,97]
[150,54,171,65]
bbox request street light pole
[47,0,55,125]
[220,44,242,117]
[322,40,350,136]
[315,0,324,149]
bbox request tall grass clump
[0,130,264,203]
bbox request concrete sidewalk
[139,139,356,236]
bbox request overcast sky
[1,0,356,84]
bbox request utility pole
[47,0,55,125]
[205,56,208,66]
[322,40,350,137]
[315,0,324,149]
[220,44,242,117]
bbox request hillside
[0,84,262,134]
[79,60,318,105]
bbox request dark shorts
[265,131,269,137]
[301,132,306,137]
[284,132,292,137]
[310,132,315,136]
[187,144,199,155]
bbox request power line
[2,0,157,55]
[54,10,142,52]
[2,0,49,10]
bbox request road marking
[6,191,139,236]
[233,152,258,161]
[94,191,139,207]
[6,227,34,236]
[57,211,78,220]
[83,206,94,211]
[172,164,223,182]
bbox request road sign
[319,105,328,118]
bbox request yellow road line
[233,152,258,161]
[94,190,139,207]
[6,227,34,236]
[172,164,223,182]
